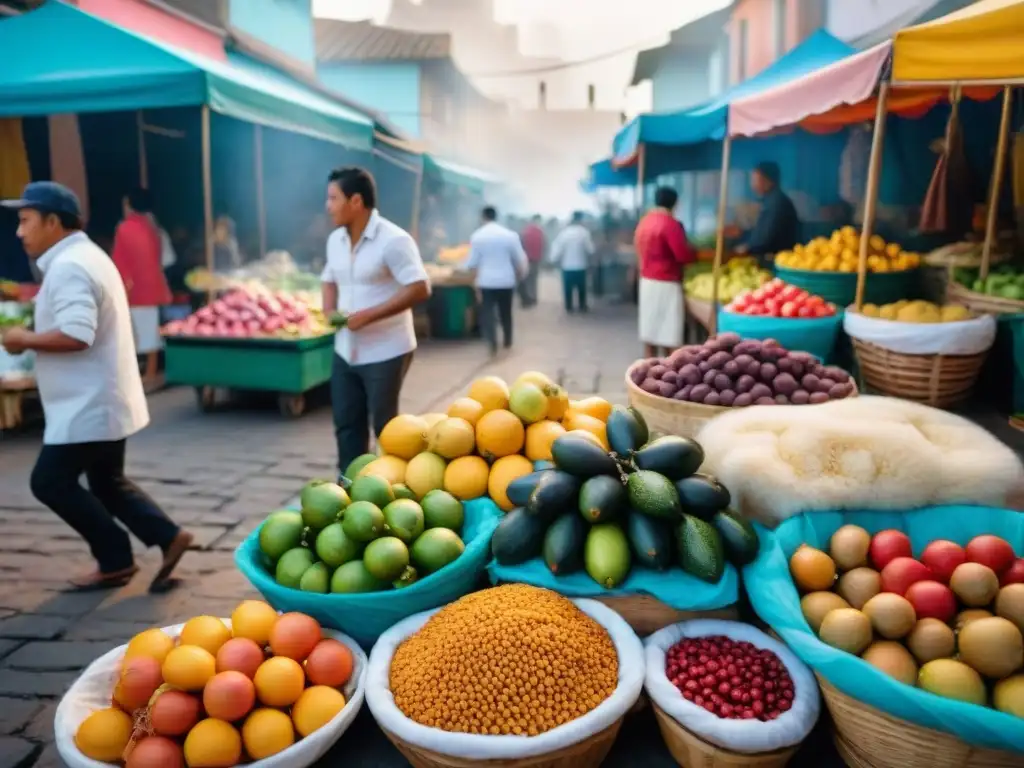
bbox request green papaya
[526,471,581,523]
[550,434,619,477]
[626,512,673,571]
[606,405,643,456]
[627,470,682,520]
[584,523,631,589]
[506,471,551,508]
[675,473,731,519]
[542,512,587,576]
[491,507,546,565]
[676,514,726,583]
[712,509,760,566]
[578,475,627,523]
[633,436,705,480]
[627,406,650,445]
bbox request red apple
[880,557,933,595]
[965,535,1016,575]
[869,530,913,570]
[905,580,957,623]
[1000,558,1024,586]
[919,540,967,585]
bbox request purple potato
[829,382,853,399]
[755,397,777,405]
[723,360,740,377]
[695,347,713,362]
[734,354,755,369]
[736,374,756,394]
[649,364,668,379]
[704,392,722,406]
[775,394,790,405]
[661,369,679,385]
[645,357,662,367]
[641,378,662,394]
[689,383,711,402]
[745,359,762,377]
[703,338,726,353]
[733,392,753,407]
[750,383,773,401]
[777,357,794,373]
[808,391,830,404]
[760,344,785,362]
[713,374,732,392]
[716,332,742,348]
[718,389,737,406]
[667,349,695,370]
[698,360,713,374]
[632,361,651,379]
[773,373,798,395]
[760,362,779,383]
[789,351,815,365]
[675,385,693,401]
[801,373,821,392]
[824,365,851,383]
[789,360,806,378]
[810,364,828,379]
[733,340,762,357]
[816,378,837,394]
[657,381,678,398]
[703,369,719,387]
[790,389,811,405]
[630,367,647,386]
[678,364,702,386]
[707,351,733,369]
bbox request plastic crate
[774,266,921,307]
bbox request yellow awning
[893,0,1024,84]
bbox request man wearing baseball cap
[0,182,193,592]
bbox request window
[774,0,787,57]
[735,19,748,83]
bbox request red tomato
[797,305,813,318]
[805,295,824,307]
[751,288,768,302]
[813,305,831,317]
[780,301,798,318]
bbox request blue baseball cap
[1,181,82,218]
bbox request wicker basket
[593,594,739,637]
[850,337,989,408]
[380,721,624,768]
[652,704,798,768]
[946,280,1024,315]
[625,368,728,439]
[817,676,1022,768]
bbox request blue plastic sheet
[235,497,503,649]
[716,309,843,363]
[488,558,738,611]
[744,506,1024,754]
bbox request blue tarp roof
[612,30,856,164]
[0,1,374,149]
[580,158,637,192]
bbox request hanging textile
[47,114,90,222]
[0,119,31,199]
[919,100,973,238]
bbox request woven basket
[850,338,989,408]
[380,720,623,768]
[652,704,798,768]
[817,676,1022,768]
[946,280,1024,315]
[592,595,739,637]
[625,368,728,439]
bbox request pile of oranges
[74,600,355,767]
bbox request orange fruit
[162,645,216,692]
[242,708,295,760]
[447,397,485,427]
[75,708,133,762]
[254,656,305,707]
[475,409,525,461]
[292,686,347,737]
[124,628,175,664]
[183,719,241,767]
[179,616,231,656]
[230,600,278,647]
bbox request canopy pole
[201,105,214,302]
[855,82,890,311]
[136,111,148,188]
[254,125,266,259]
[410,162,424,240]
[636,143,646,213]
[981,85,1013,282]
[709,135,732,335]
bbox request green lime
[259,510,305,562]
[363,536,410,581]
[330,560,388,593]
[344,453,377,481]
[421,490,464,532]
[393,566,419,589]
[342,501,385,543]
[300,480,350,529]
[275,547,315,588]
[299,561,330,593]
[383,499,425,543]
[350,475,396,508]
[392,483,417,501]
[315,522,363,567]
[410,528,465,574]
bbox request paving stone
[0,537,43,552]
[0,591,105,618]
[63,619,154,642]
[0,669,77,697]
[0,615,70,641]
[4,642,113,672]
[0,640,23,661]
[90,593,191,624]
[0,737,39,768]
[0,696,43,735]
[31,742,65,768]
[21,700,57,741]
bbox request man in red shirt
[634,187,695,358]
[518,215,545,308]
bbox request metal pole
[201,105,214,301]
[981,85,1013,282]
[636,143,646,212]
[854,82,890,311]
[254,124,266,259]
[709,135,732,335]
[136,111,149,188]
[410,161,425,239]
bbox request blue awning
[423,156,498,194]
[0,2,374,149]
[580,158,638,192]
[612,30,856,164]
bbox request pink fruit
[880,557,933,596]
[869,530,912,570]
[905,580,956,623]
[1000,558,1024,586]
[965,535,1016,575]
[920,540,967,585]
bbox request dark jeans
[480,288,514,352]
[562,269,588,312]
[517,261,540,307]
[331,351,413,473]
[30,440,179,573]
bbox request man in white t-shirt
[320,168,431,473]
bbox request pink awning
[77,0,227,63]
[728,41,892,138]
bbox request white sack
[55,620,367,768]
[365,599,644,760]
[697,395,1024,527]
[843,311,996,355]
[645,619,819,753]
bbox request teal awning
[423,156,497,194]
[0,2,374,150]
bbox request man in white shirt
[1,182,192,592]
[320,168,431,474]
[550,211,596,314]
[465,206,528,356]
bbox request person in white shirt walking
[551,211,596,313]
[320,168,431,474]
[465,206,528,356]
[0,182,192,592]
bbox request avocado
[606,405,643,456]
[633,436,705,480]
[526,470,581,523]
[578,475,627,523]
[543,512,587,575]
[506,470,551,508]
[674,473,731,519]
[627,406,650,445]
[626,512,673,571]
[491,507,547,565]
[533,459,556,471]
[550,434,620,477]
[711,509,760,566]
[676,514,726,583]
[584,523,632,589]
[627,470,682,520]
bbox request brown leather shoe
[150,530,194,592]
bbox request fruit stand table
[164,333,335,417]
[0,376,36,431]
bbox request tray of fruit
[644,619,819,766]
[949,264,1024,312]
[55,602,365,768]
[684,258,771,305]
[161,288,333,343]
[844,301,997,356]
[743,507,1024,762]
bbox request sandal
[66,565,139,592]
[149,530,194,592]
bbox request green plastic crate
[774,266,921,307]
[430,285,476,339]
[164,334,335,394]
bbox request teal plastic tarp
[424,155,497,194]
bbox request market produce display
[629,333,856,406]
[725,279,836,318]
[161,287,332,340]
[185,252,321,294]
[774,227,920,272]
[71,602,355,765]
[491,410,758,586]
[389,585,617,735]
[256,478,467,594]
[684,258,770,304]
[792,527,1023,717]
[953,264,1024,301]
[853,300,972,323]
[0,300,32,329]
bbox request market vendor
[735,161,801,263]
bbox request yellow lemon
[443,456,490,501]
[447,397,485,426]
[525,420,566,461]
[467,376,510,412]
[124,628,176,664]
[162,645,217,691]
[487,454,534,512]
